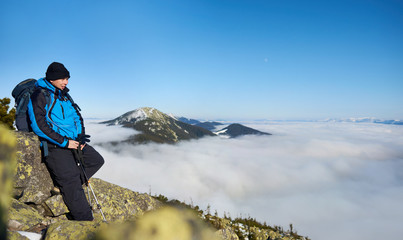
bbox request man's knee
[97,154,105,167]
[84,145,104,167]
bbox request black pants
[45,144,104,220]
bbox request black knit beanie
[46,62,70,81]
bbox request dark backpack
[12,78,81,132]
[12,79,51,131]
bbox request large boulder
[13,132,53,204]
[0,125,17,240]
[44,220,107,240]
[7,198,44,231]
[43,195,68,217]
[94,206,221,240]
[36,177,162,221]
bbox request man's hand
[68,140,86,150]
[68,140,80,149]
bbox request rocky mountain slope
[215,123,272,138]
[177,117,224,131]
[102,107,215,144]
[1,126,309,240]
[102,107,272,144]
[195,121,224,131]
[175,115,271,137]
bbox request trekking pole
[72,146,107,222]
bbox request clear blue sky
[1,0,402,120]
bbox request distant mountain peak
[102,108,272,143]
[322,117,403,125]
[215,123,271,138]
[105,107,168,126]
[176,117,201,125]
[102,107,215,144]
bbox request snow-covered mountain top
[323,117,376,122]
[123,108,148,122]
[168,113,177,120]
[106,107,167,125]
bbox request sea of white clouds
[86,120,403,240]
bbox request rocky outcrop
[216,226,239,240]
[6,132,163,238]
[44,220,106,240]
[1,125,17,240]
[93,206,220,240]
[13,131,53,204]
[88,178,159,221]
[4,130,310,240]
[8,198,44,231]
[44,195,68,217]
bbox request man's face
[50,78,69,90]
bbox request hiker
[27,62,104,221]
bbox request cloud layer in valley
[86,120,403,240]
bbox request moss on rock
[249,226,270,240]
[215,227,239,240]
[13,132,53,204]
[44,195,69,217]
[44,219,107,240]
[94,206,220,240]
[7,198,44,231]
[88,178,161,221]
[268,230,283,239]
[0,125,17,240]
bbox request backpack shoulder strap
[39,88,51,106]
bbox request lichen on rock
[215,227,239,240]
[13,132,53,204]
[94,206,220,240]
[88,178,161,221]
[44,195,69,217]
[7,198,44,231]
[0,125,17,240]
[44,219,107,240]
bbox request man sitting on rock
[27,62,104,221]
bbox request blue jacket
[27,78,84,147]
